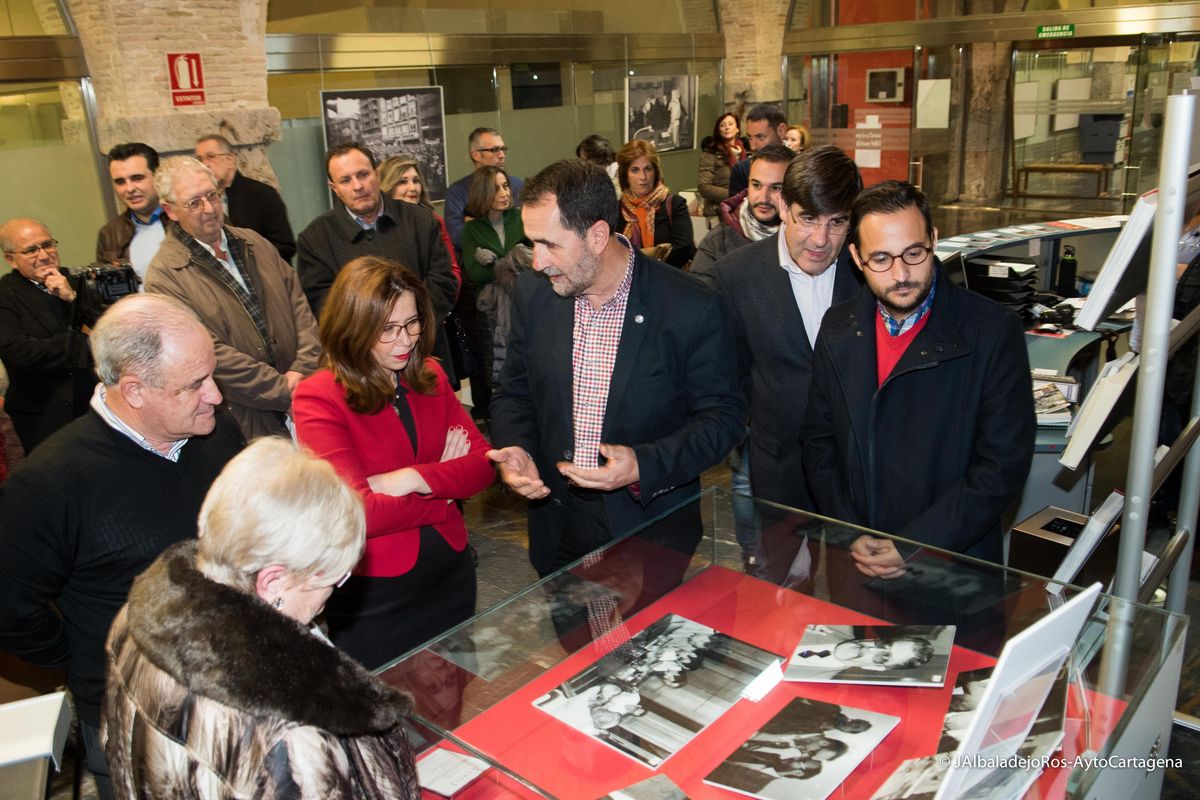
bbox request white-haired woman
[102,437,419,799]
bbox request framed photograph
[784,624,955,687]
[320,86,449,200]
[625,75,696,153]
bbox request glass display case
[378,488,1185,799]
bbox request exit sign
[1037,24,1075,40]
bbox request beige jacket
[145,224,320,439]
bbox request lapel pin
[634,314,644,324]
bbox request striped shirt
[571,236,636,468]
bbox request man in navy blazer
[488,159,746,575]
[802,181,1034,571]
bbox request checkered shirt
[571,237,636,469]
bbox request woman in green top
[461,166,531,387]
[462,166,528,284]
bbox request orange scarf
[620,183,670,248]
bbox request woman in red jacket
[294,255,493,669]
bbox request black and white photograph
[784,625,955,687]
[600,774,687,800]
[869,755,943,800]
[320,86,449,199]
[704,697,900,800]
[532,613,780,767]
[625,75,696,153]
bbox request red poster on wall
[167,53,205,107]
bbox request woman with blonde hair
[784,124,812,153]
[378,156,461,295]
[616,140,694,268]
[103,437,420,798]
[294,255,493,668]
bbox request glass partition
[378,488,1185,799]
[268,0,720,35]
[267,58,723,232]
[0,79,108,272]
[789,0,1188,27]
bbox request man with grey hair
[0,216,99,451]
[195,134,296,261]
[0,293,243,799]
[146,156,320,439]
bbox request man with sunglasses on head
[0,218,98,451]
[145,156,319,439]
[443,127,525,252]
[802,180,1034,577]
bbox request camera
[80,263,140,305]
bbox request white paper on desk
[417,748,489,797]
[917,79,951,128]
[0,692,71,769]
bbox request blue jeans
[729,442,758,553]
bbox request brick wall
[65,0,281,186]
[719,0,790,107]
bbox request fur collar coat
[102,541,420,799]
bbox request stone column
[718,0,790,108]
[65,0,282,187]
[961,42,1013,202]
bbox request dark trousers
[79,718,115,800]
[455,281,493,416]
[323,527,476,670]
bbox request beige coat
[103,541,420,799]
[146,224,320,439]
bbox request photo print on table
[705,697,900,800]
[785,624,955,687]
[532,613,781,767]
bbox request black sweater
[0,408,244,726]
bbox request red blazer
[294,360,494,577]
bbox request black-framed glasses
[474,146,509,155]
[860,244,933,273]
[6,238,58,257]
[379,318,424,343]
[173,189,223,212]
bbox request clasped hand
[849,535,907,579]
[367,424,471,499]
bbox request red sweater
[875,310,931,386]
[293,360,494,577]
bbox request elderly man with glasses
[144,156,320,439]
[0,218,98,451]
[803,180,1035,579]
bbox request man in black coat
[0,294,243,799]
[487,159,746,575]
[802,181,1035,572]
[0,218,98,452]
[296,142,458,376]
[196,134,296,261]
[701,146,861,580]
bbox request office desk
[1012,330,1106,522]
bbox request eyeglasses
[6,239,58,257]
[336,571,352,588]
[173,189,223,212]
[474,146,508,155]
[197,152,234,163]
[379,318,424,343]
[859,244,934,273]
[789,209,850,237]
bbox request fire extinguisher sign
[167,53,206,107]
